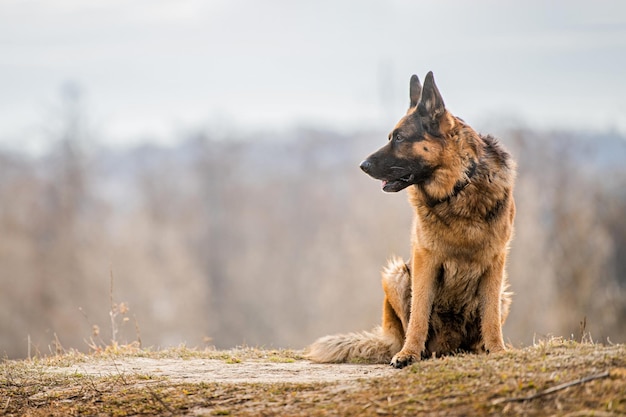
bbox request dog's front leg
[390,249,438,368]
[479,253,507,353]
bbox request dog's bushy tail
[306,257,408,364]
[305,326,401,364]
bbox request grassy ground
[2,338,625,416]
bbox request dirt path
[50,356,397,385]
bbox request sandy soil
[49,356,397,385]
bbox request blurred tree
[509,131,626,342]
[193,135,245,345]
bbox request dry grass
[2,338,625,416]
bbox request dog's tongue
[381,180,388,189]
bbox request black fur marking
[482,135,511,169]
[485,191,509,222]
[424,159,478,208]
[436,264,445,287]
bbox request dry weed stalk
[79,268,140,354]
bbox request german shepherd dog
[307,72,515,368]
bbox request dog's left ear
[417,71,445,125]
[409,74,422,109]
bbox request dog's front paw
[390,351,418,369]
[486,343,506,354]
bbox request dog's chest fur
[408,139,515,357]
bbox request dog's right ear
[417,71,445,129]
[409,74,422,109]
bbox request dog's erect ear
[409,74,422,109]
[417,71,445,122]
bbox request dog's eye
[395,134,404,143]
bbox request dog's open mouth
[381,173,415,192]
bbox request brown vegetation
[1,339,625,416]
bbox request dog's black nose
[360,160,372,173]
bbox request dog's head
[360,72,451,192]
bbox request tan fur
[305,326,402,364]
[307,72,516,367]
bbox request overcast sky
[1,0,625,150]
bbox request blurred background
[1,0,625,358]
